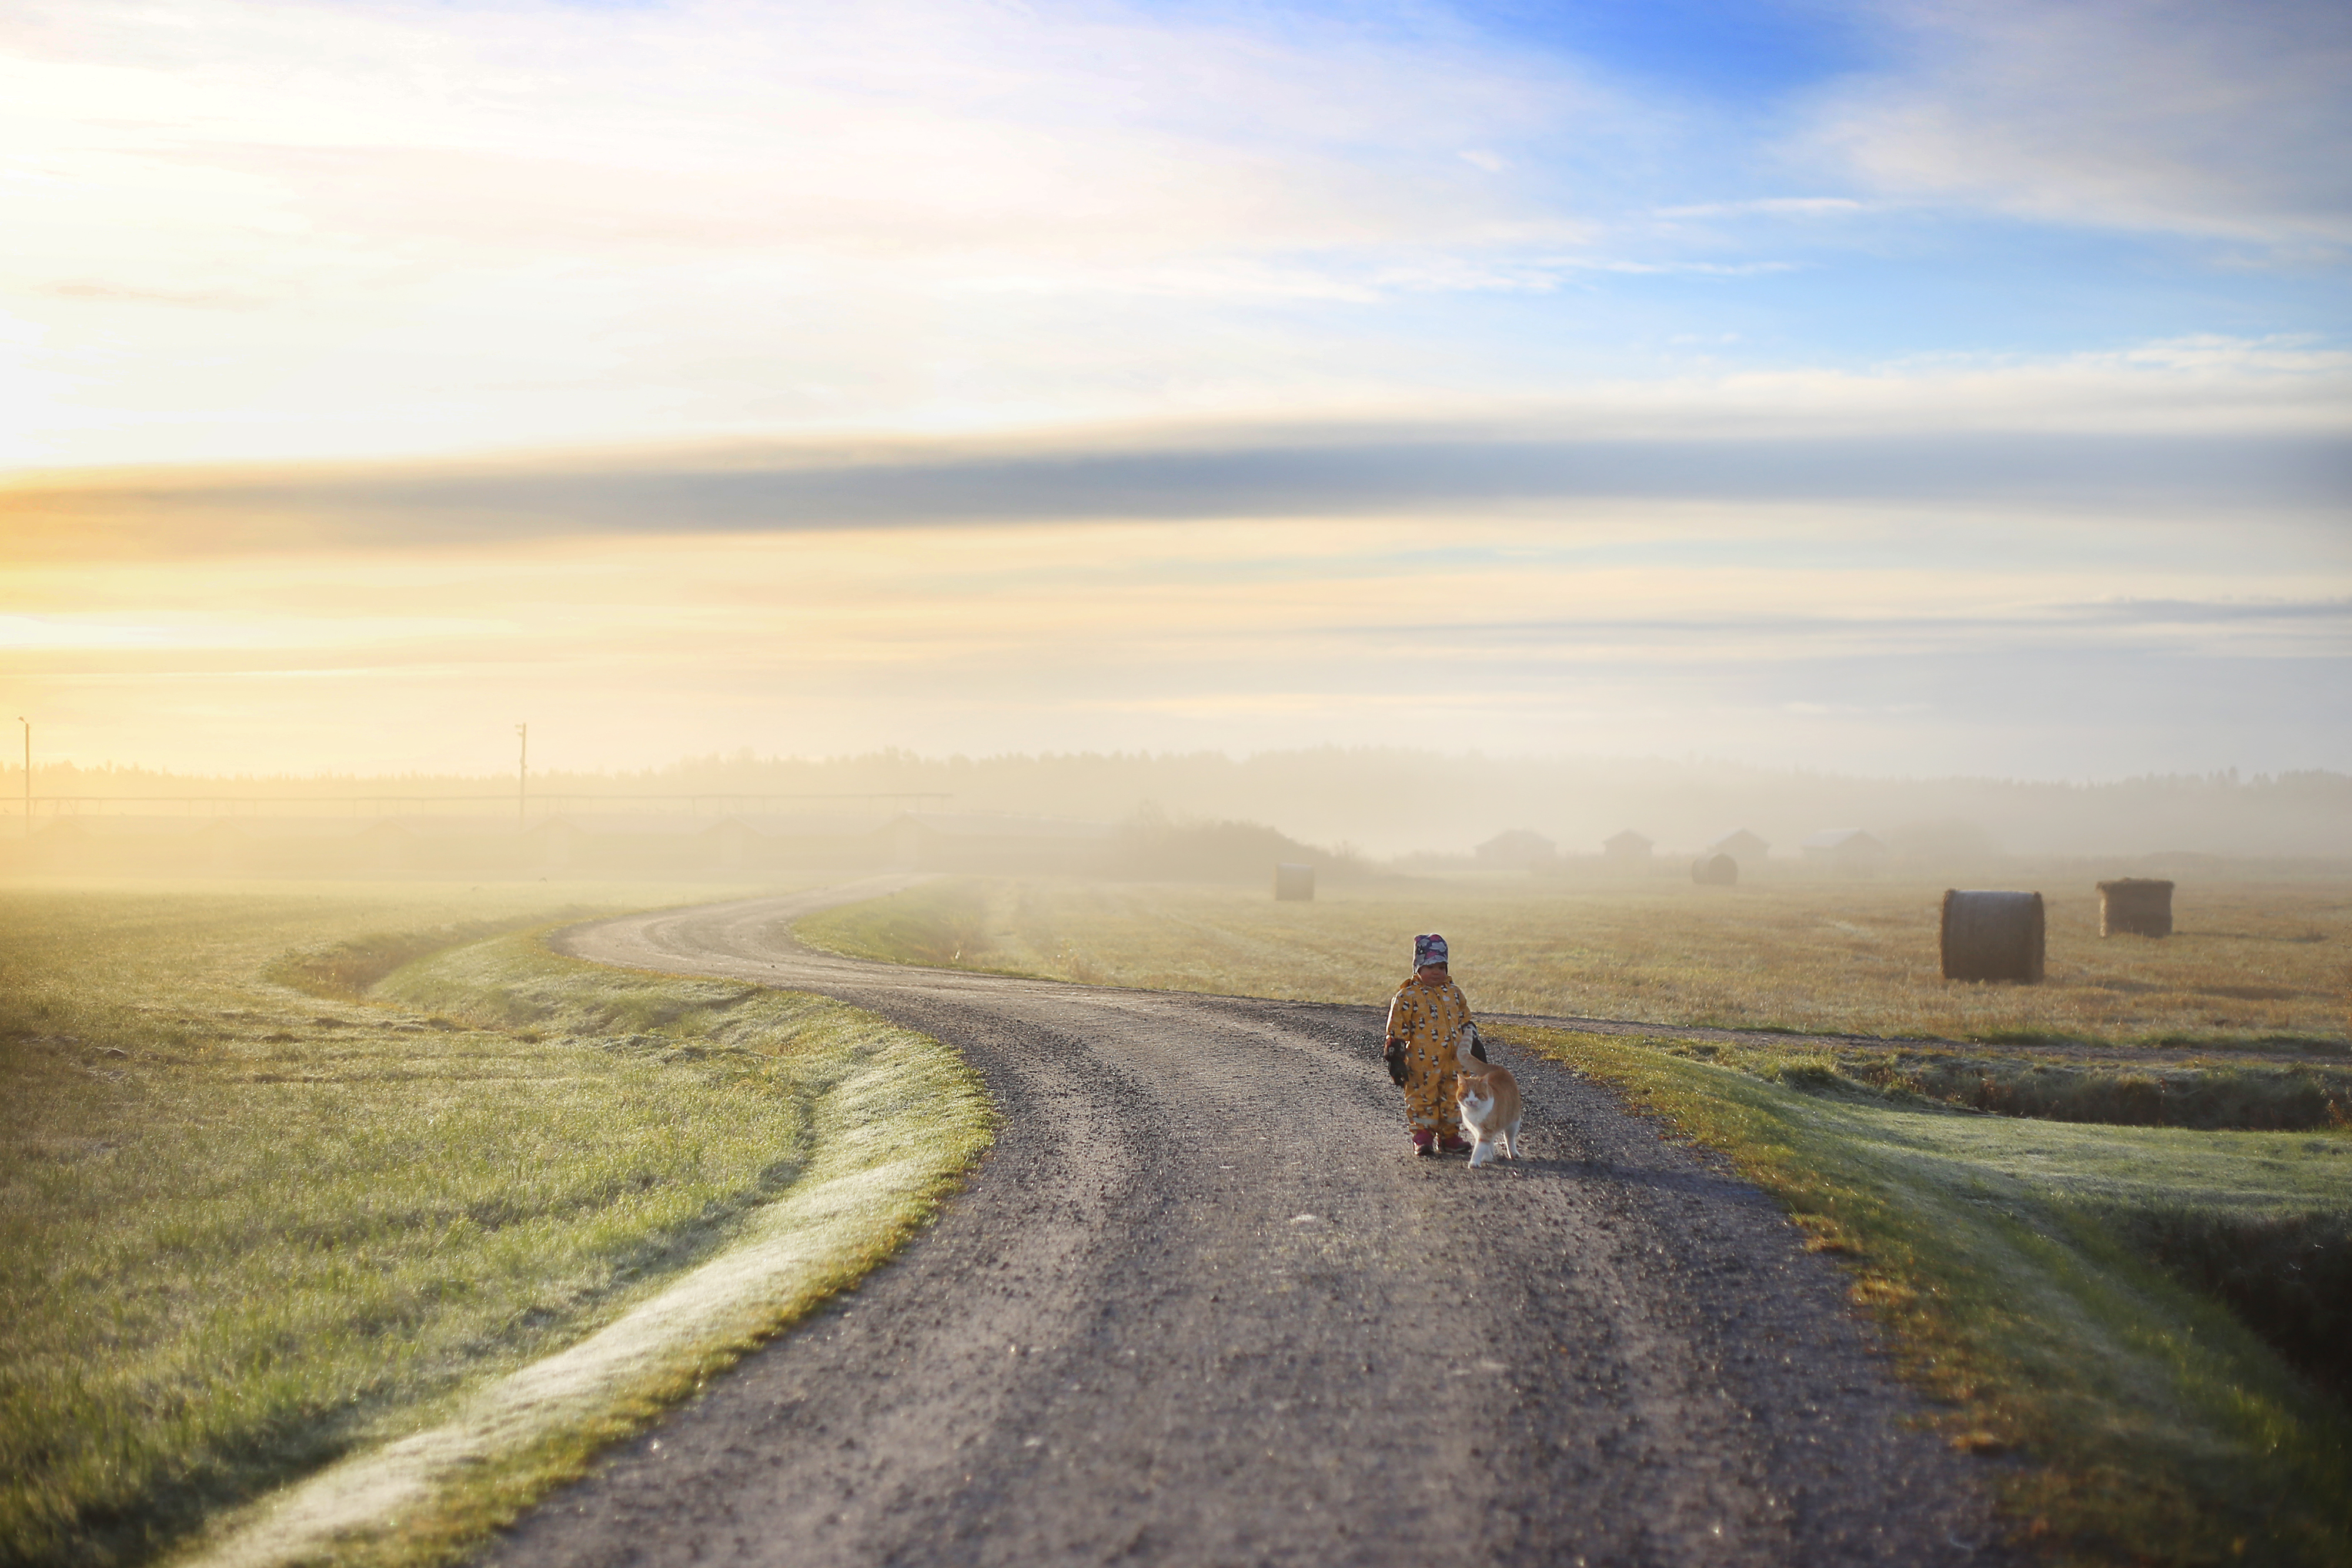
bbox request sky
[1,0,2346,783]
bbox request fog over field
[12,750,2348,865]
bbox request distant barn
[1801,828,1887,875]
[1707,829,1769,861]
[1602,830,1653,862]
[1475,828,1558,868]
[1690,853,1738,886]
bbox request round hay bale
[1690,852,1738,886]
[2096,878,2174,938]
[1941,889,2044,983]
[1272,862,1315,902]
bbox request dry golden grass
[801,873,2351,1049]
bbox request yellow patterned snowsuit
[1385,973,1472,1142]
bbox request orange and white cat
[1452,1025,1522,1166]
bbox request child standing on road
[1383,933,1475,1158]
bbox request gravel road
[487,884,2009,1567]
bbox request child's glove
[1382,1037,1408,1085]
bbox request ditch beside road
[486,887,2009,1567]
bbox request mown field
[0,881,988,1568]
[797,874,2352,1048]
[803,873,2352,1566]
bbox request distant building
[1475,828,1558,867]
[1707,829,1770,861]
[1800,828,1888,874]
[1602,830,1653,862]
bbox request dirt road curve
[491,885,2007,1567]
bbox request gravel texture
[487,885,2011,1567]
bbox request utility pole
[516,722,529,827]
[15,718,25,838]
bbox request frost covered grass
[1500,1025,2352,1567]
[798,875,2351,1050]
[0,882,988,1568]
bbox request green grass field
[0,881,989,1568]
[803,874,2352,1565]
[796,874,2350,1048]
[1508,1025,2352,1566]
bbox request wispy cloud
[35,280,251,307]
[8,1,2341,470]
[0,613,177,650]
[0,2,1603,461]
[1653,198,1864,219]
[2057,597,2352,625]
[6,507,2341,778]
[8,417,2345,561]
[1807,0,2352,246]
[0,1,1583,278]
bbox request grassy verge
[1496,1024,2352,1566]
[794,875,2351,1050]
[793,879,1004,971]
[0,882,990,1568]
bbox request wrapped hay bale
[1941,889,2044,983]
[2097,877,2174,938]
[1690,852,1738,886]
[1272,862,1315,902]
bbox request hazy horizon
[10,745,2348,862]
